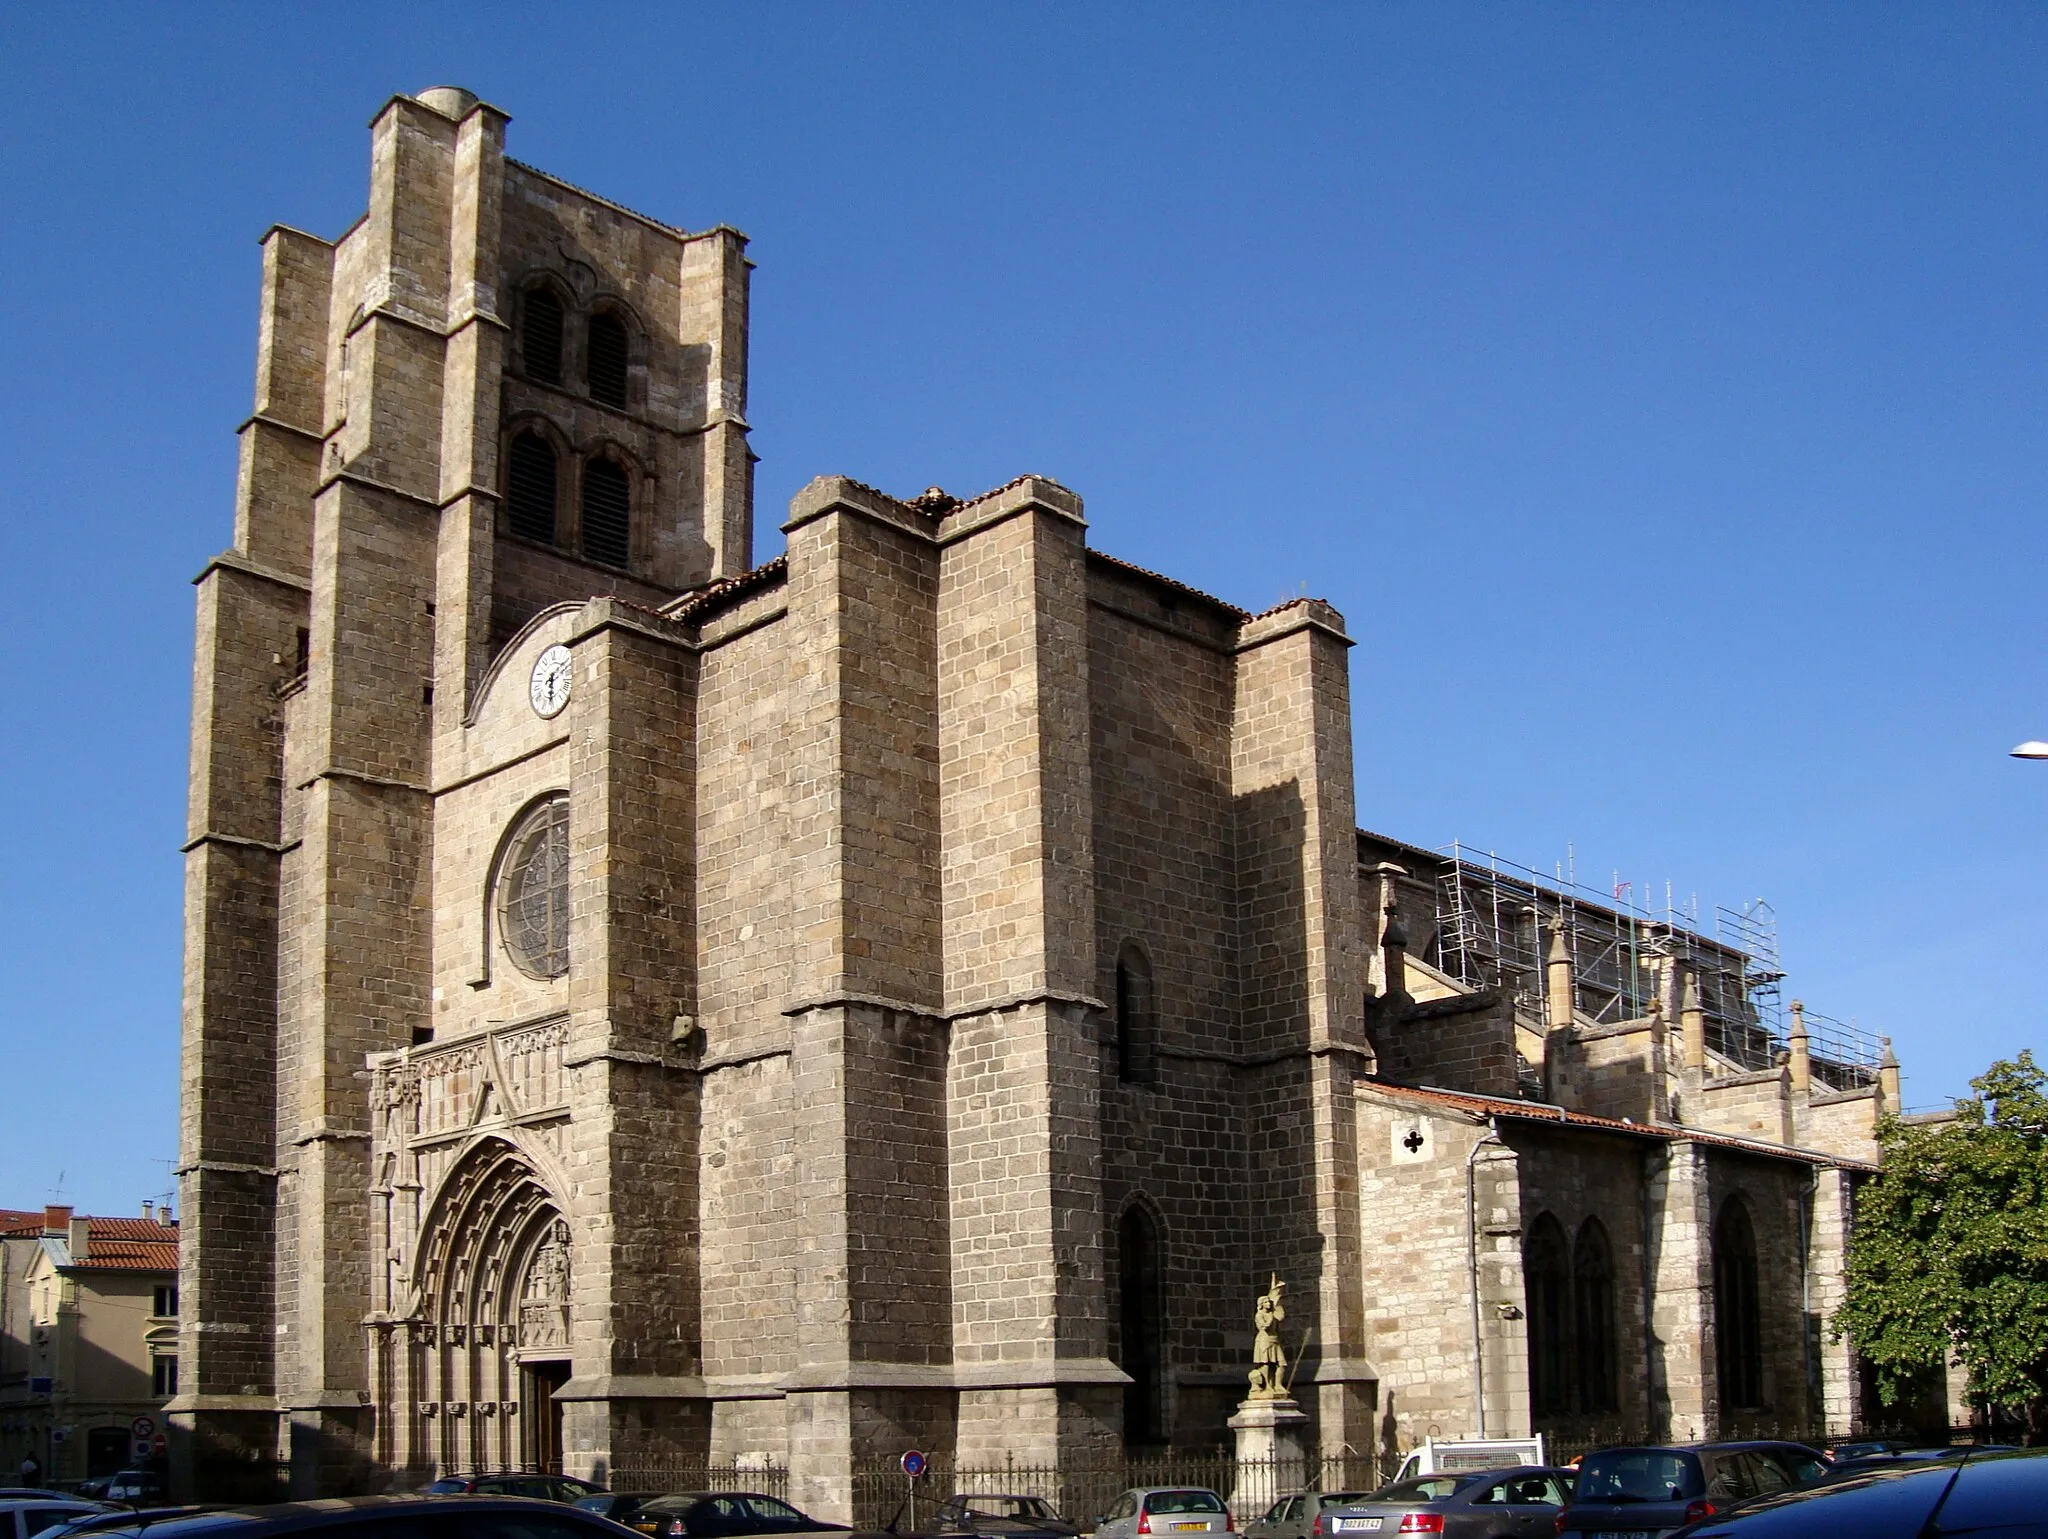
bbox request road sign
[131,1415,156,1438]
[900,1450,927,1479]
[153,1433,168,1455]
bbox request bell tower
[174,85,752,1496]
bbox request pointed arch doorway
[406,1138,574,1473]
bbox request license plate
[1610,1531,1654,1539]
[1172,1525,1207,1532]
[1335,1522,1382,1533]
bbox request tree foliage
[1837,1052,2048,1421]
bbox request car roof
[51,1495,634,1537]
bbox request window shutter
[587,313,628,408]
[523,287,564,384]
[507,433,558,543]
[581,458,631,568]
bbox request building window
[522,286,564,385]
[580,457,632,569]
[1573,1218,1617,1413]
[498,796,571,980]
[1115,944,1157,1085]
[1714,1197,1764,1410]
[153,1284,179,1318]
[587,312,629,408]
[507,431,559,544]
[1116,1203,1165,1447]
[1524,1214,1573,1416]
[151,1354,178,1397]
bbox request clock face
[529,644,572,718]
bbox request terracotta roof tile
[0,1210,43,1236]
[1355,1080,1877,1172]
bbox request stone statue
[1248,1273,1288,1399]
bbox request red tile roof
[0,1209,43,1236]
[1355,1080,1878,1172]
[72,1214,179,1272]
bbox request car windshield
[1315,1495,1369,1509]
[1144,1493,1224,1515]
[1574,1452,1701,1504]
[1364,1478,1479,1504]
[423,1482,468,1494]
[961,1500,1054,1519]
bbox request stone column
[1230,599,1370,1457]
[1228,1397,1312,1520]
[1807,1166,1856,1441]
[1644,1143,1717,1440]
[774,481,954,1520]
[934,479,1121,1474]
[171,215,332,1500]
[555,603,708,1475]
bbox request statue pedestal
[1228,1395,1312,1520]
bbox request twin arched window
[1525,1214,1620,1417]
[520,283,633,409]
[504,429,636,570]
[1714,1198,1764,1410]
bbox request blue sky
[4,5,2045,1214]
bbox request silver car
[1245,1492,1374,1539]
[1321,1468,1574,1539]
[1095,1489,1231,1539]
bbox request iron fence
[598,1458,791,1501]
[850,1452,1377,1533]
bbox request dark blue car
[1670,1445,2048,1537]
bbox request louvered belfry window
[587,312,628,408]
[581,458,631,568]
[522,286,564,384]
[506,432,558,544]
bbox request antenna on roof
[48,1170,68,1203]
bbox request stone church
[174,88,1902,1510]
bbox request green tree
[1837,1052,2048,1436]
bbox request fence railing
[850,1453,1377,1532]
[597,1459,791,1501]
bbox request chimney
[1545,921,1575,1032]
[42,1204,71,1238]
[1680,967,1707,1073]
[68,1217,89,1262]
[142,1200,154,1223]
[1787,1000,1811,1093]
[1878,1036,1900,1111]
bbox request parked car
[623,1492,852,1537]
[1823,1443,2018,1478]
[423,1474,606,1504]
[573,1494,673,1534]
[1095,1490,1231,1539]
[1244,1491,1373,1539]
[0,1499,116,1539]
[39,1510,210,1538]
[24,1496,656,1539]
[1668,1445,2048,1536]
[893,1494,1078,1539]
[1319,1467,1574,1539]
[1558,1443,1830,1535]
[99,1475,164,1507]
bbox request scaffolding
[1428,842,1883,1084]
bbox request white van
[1390,1436,1548,1484]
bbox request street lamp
[2013,742,2048,759]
